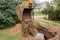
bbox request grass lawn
[33,13,60,28]
[35,19,60,28]
[41,20,60,27]
[0,28,22,40]
[34,12,43,16]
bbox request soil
[10,23,22,35]
[10,23,60,40]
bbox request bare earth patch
[10,23,22,36]
[10,23,60,40]
[41,25,60,40]
[21,35,43,40]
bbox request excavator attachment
[16,0,33,21]
[22,8,33,21]
[22,0,33,8]
[16,5,33,21]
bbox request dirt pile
[10,23,60,40]
[21,35,44,40]
[21,19,56,40]
[10,23,22,35]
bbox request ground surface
[0,28,22,40]
[10,16,60,40]
[0,24,22,40]
[34,16,60,40]
[34,16,60,27]
[0,15,60,40]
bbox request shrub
[0,0,21,29]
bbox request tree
[41,0,60,20]
[52,0,60,5]
[52,0,60,20]
[41,8,48,15]
[43,2,54,20]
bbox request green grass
[52,20,60,24]
[42,21,60,27]
[34,12,43,16]
[0,28,22,40]
[39,19,60,27]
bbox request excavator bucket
[16,0,33,21]
[16,5,33,21]
[22,8,33,21]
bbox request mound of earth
[10,22,60,40]
[10,23,22,35]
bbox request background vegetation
[41,0,60,20]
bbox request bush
[0,0,21,29]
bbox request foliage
[33,1,37,8]
[41,1,60,20]
[51,0,60,20]
[0,0,21,28]
[41,8,48,15]
[52,0,60,6]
